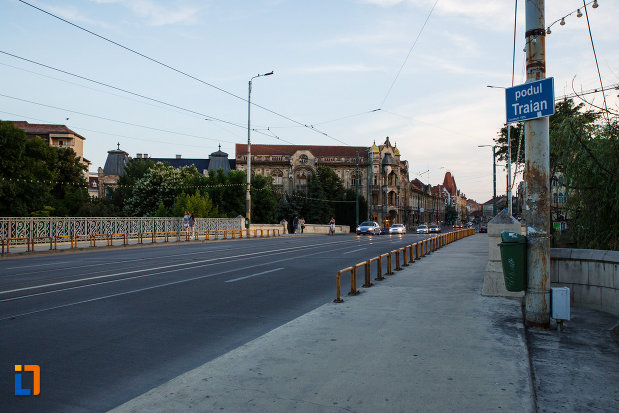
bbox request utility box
[551,287,570,320]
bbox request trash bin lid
[500,231,526,243]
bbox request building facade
[10,121,90,173]
[235,137,410,227]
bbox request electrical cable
[582,0,612,126]
[16,0,352,146]
[379,0,438,109]
[0,109,218,149]
[0,50,245,129]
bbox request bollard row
[0,228,282,254]
[334,228,475,302]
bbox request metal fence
[0,217,242,241]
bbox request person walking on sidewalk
[329,217,335,235]
[293,215,299,234]
[183,211,190,234]
[300,217,305,234]
[188,213,195,238]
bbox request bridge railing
[334,229,475,302]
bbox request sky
[1,0,618,203]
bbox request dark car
[429,224,441,233]
[479,225,487,233]
[356,221,381,235]
[453,222,463,229]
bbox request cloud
[91,0,200,26]
[45,5,114,29]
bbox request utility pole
[492,145,497,216]
[246,71,273,228]
[524,0,550,328]
[369,148,373,221]
[355,151,359,227]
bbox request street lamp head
[264,71,274,76]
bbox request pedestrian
[293,215,299,234]
[329,217,335,236]
[300,217,305,234]
[188,213,195,238]
[183,211,189,233]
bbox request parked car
[465,222,474,228]
[356,221,381,235]
[389,224,406,234]
[479,225,488,233]
[416,224,429,234]
[429,224,441,233]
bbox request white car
[389,224,406,234]
[416,225,429,234]
[356,221,381,235]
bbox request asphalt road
[1,232,435,412]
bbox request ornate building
[235,137,410,227]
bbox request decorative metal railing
[0,217,242,241]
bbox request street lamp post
[487,84,513,216]
[246,71,274,227]
[478,145,497,216]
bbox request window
[299,154,309,164]
[272,169,283,185]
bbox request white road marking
[225,268,284,283]
[342,248,366,255]
[0,246,341,320]
[0,240,348,296]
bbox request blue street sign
[505,77,555,123]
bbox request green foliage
[494,100,618,250]
[251,174,281,223]
[123,163,206,216]
[171,190,216,218]
[0,121,88,216]
[154,201,169,217]
[444,205,458,224]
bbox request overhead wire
[0,109,221,150]
[581,0,612,126]
[0,50,246,129]
[379,0,438,109]
[17,0,353,146]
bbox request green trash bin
[498,231,527,292]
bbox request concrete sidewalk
[109,235,617,412]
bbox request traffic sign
[505,77,555,123]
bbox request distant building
[88,173,99,198]
[149,145,235,176]
[10,121,90,173]
[98,144,129,197]
[235,137,410,227]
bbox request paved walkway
[109,234,618,412]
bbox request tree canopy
[0,121,88,216]
[494,99,618,250]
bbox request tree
[0,121,87,216]
[123,163,204,216]
[494,99,618,250]
[251,174,281,223]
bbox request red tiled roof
[9,121,85,140]
[442,171,457,195]
[235,144,368,157]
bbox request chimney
[143,154,148,158]
[176,154,182,159]
[136,153,142,158]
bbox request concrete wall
[301,224,350,234]
[550,248,619,316]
